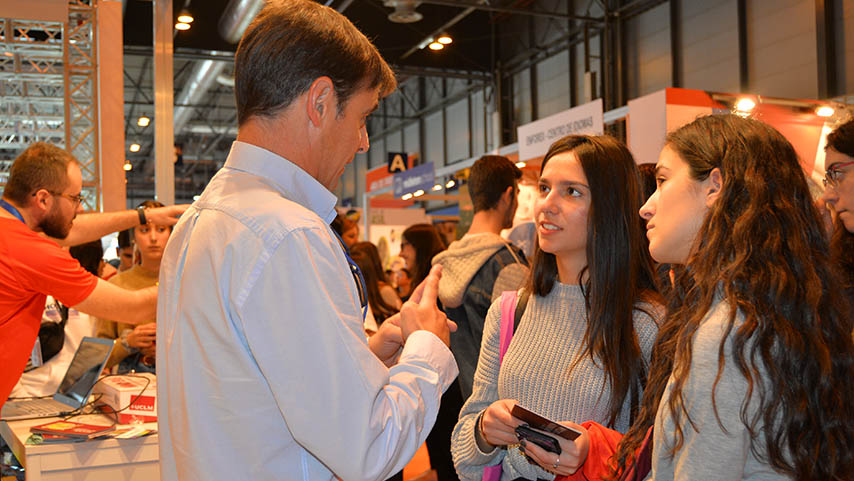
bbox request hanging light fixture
[123,160,133,171]
[816,106,835,117]
[175,22,191,31]
[129,143,140,153]
[177,9,194,24]
[428,41,443,51]
[436,33,452,45]
[735,97,756,113]
[137,116,150,127]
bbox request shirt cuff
[399,330,459,391]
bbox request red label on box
[130,395,156,413]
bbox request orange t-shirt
[0,217,98,408]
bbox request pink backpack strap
[498,290,519,365]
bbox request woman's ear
[705,168,723,207]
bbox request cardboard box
[93,373,157,424]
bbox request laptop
[2,336,114,421]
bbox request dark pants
[425,379,463,481]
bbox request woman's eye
[656,176,666,186]
[567,187,581,197]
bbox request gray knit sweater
[451,282,662,481]
[649,298,787,480]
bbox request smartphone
[515,424,561,454]
[511,404,582,441]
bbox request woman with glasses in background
[820,117,854,303]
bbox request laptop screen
[56,337,114,405]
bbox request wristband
[137,206,147,225]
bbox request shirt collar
[223,141,338,224]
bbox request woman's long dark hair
[402,223,446,287]
[826,118,854,289]
[612,114,854,479]
[525,135,661,427]
[350,241,398,324]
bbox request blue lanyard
[331,229,368,322]
[0,198,24,223]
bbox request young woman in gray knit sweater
[546,115,854,481]
[450,135,664,481]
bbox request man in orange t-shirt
[0,142,187,409]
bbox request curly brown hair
[611,115,854,480]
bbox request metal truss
[65,0,99,211]
[0,1,100,211]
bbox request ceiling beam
[418,0,603,22]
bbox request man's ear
[500,185,514,206]
[306,76,334,128]
[31,188,53,213]
[705,168,723,207]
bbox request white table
[0,415,159,481]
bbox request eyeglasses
[823,160,854,189]
[31,190,84,205]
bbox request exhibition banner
[388,152,409,173]
[517,99,604,161]
[393,162,435,198]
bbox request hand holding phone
[515,424,560,453]
[510,404,589,476]
[510,404,582,440]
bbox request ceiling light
[432,184,443,191]
[401,193,413,200]
[413,189,425,197]
[192,195,201,201]
[816,106,835,117]
[445,179,455,189]
[129,143,140,152]
[177,10,194,23]
[515,161,526,168]
[428,42,443,51]
[735,97,756,112]
[123,160,132,171]
[175,22,191,31]
[437,34,452,45]
[137,116,150,127]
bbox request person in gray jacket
[433,155,529,400]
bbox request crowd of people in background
[2,1,854,480]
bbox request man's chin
[41,225,71,239]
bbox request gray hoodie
[432,233,528,400]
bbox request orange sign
[366,155,416,207]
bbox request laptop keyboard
[8,399,66,415]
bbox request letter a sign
[388,152,408,173]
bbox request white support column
[153,0,174,205]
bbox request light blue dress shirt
[156,141,458,481]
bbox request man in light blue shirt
[156,2,458,480]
